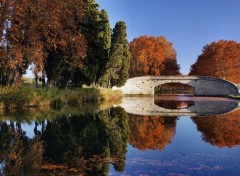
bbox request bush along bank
[0,86,122,110]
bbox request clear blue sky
[96,0,240,74]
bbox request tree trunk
[35,74,39,88]
[42,71,46,88]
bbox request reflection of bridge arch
[120,96,239,116]
[117,76,240,96]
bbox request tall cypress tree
[81,0,111,86]
[81,0,100,85]
[96,9,111,85]
[104,21,131,87]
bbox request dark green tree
[80,1,112,86]
[103,21,131,87]
[81,0,100,85]
[96,9,111,85]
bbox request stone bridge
[116,76,240,96]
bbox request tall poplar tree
[103,21,131,87]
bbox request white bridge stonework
[115,76,240,96]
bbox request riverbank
[228,95,240,100]
[0,86,122,110]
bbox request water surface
[0,96,239,175]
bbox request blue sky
[96,0,240,74]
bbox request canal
[0,96,239,175]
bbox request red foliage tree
[0,0,87,86]
[189,40,240,83]
[129,36,180,77]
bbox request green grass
[0,86,122,110]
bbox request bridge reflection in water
[119,95,240,116]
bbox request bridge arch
[117,76,240,96]
[154,82,195,95]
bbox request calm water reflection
[0,97,240,176]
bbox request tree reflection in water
[128,115,177,151]
[192,109,240,148]
[0,107,129,176]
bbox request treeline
[1,0,239,89]
[129,38,240,84]
[0,0,130,88]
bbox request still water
[0,96,240,176]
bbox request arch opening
[154,83,195,95]
[154,99,195,109]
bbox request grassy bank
[228,95,240,100]
[229,84,240,100]
[0,86,122,110]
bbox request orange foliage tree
[129,36,180,77]
[189,40,240,83]
[0,0,87,86]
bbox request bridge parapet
[116,76,240,96]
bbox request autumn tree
[43,0,87,88]
[129,36,180,77]
[189,40,240,83]
[0,0,29,86]
[0,0,11,40]
[102,21,131,87]
[0,0,87,87]
[1,0,130,88]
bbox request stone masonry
[115,76,240,96]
